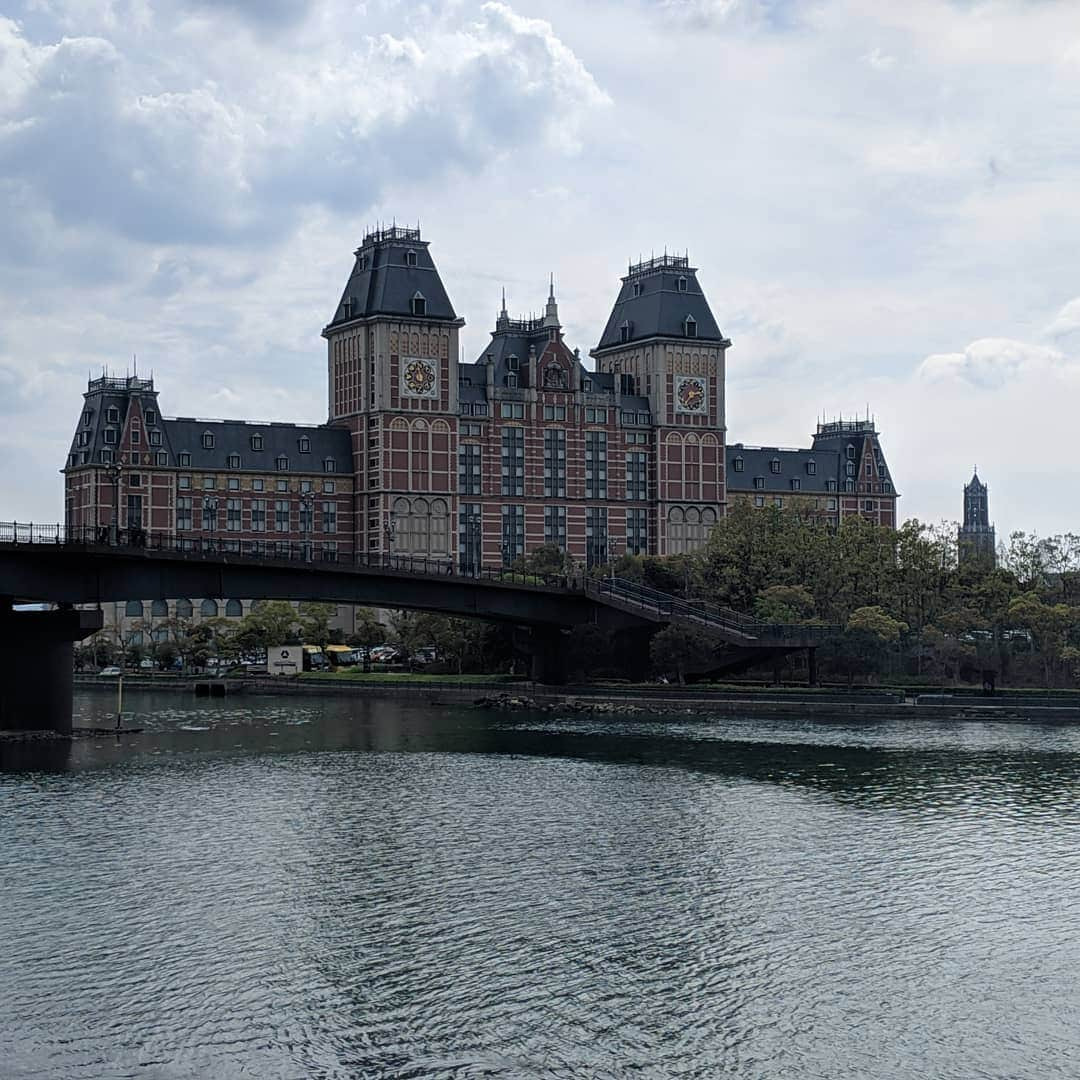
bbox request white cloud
[917,338,1076,390]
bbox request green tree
[649,624,717,684]
[753,584,815,623]
[298,601,337,645]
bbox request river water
[1,691,1078,1079]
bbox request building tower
[322,226,465,559]
[959,469,996,566]
[591,253,730,554]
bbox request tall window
[544,505,566,549]
[544,429,566,498]
[458,443,483,495]
[501,505,525,566]
[299,502,313,533]
[176,497,193,531]
[625,451,647,501]
[251,499,266,531]
[585,431,607,499]
[586,506,608,568]
[275,500,290,531]
[501,428,524,496]
[322,502,337,533]
[459,503,483,574]
[626,507,648,555]
[226,498,241,531]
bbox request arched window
[151,599,169,617]
[224,599,243,618]
[200,599,219,618]
[125,600,144,618]
[175,598,193,619]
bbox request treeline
[606,503,1080,687]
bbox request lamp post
[105,461,122,544]
[384,511,397,565]
[465,513,482,575]
[203,495,218,553]
[300,492,315,562]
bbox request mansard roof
[66,376,350,473]
[726,445,843,495]
[162,418,351,472]
[594,254,728,353]
[324,226,459,330]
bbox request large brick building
[63,226,899,625]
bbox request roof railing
[87,376,155,393]
[627,253,690,276]
[362,225,421,245]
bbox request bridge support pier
[0,601,103,735]
[529,627,570,686]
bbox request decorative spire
[544,272,560,329]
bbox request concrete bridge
[0,523,831,733]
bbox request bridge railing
[592,576,838,643]
[0,522,583,592]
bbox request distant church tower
[959,469,996,566]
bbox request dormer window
[276,455,289,471]
[677,276,688,293]
[100,449,113,464]
[179,452,191,467]
[770,458,781,474]
[506,354,520,372]
[632,282,642,298]
[106,407,119,424]
[846,444,856,460]
[583,377,593,392]
[250,433,263,451]
[104,428,117,444]
[405,250,418,267]
[145,410,157,426]
[791,478,801,491]
[324,458,336,473]
[202,431,215,450]
[82,410,93,427]
[149,430,162,446]
[341,297,354,319]
[411,292,426,316]
[619,320,632,343]
[846,461,856,477]
[504,372,518,388]
[358,254,367,271]
[683,315,697,338]
[806,460,817,475]
[733,456,744,472]
[298,436,311,453]
[753,476,764,489]
[227,453,241,469]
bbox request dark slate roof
[811,420,896,489]
[964,471,986,492]
[726,445,842,494]
[324,226,458,329]
[163,419,351,472]
[595,255,728,352]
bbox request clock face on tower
[675,374,707,414]
[402,357,437,398]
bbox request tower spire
[544,272,560,329]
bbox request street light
[465,513,482,575]
[105,461,122,544]
[299,492,315,562]
[203,495,218,553]
[384,511,397,565]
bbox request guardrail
[0,522,578,591]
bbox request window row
[178,476,337,494]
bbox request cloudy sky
[3,0,1079,537]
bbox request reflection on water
[1,689,1079,1079]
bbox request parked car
[138,658,155,670]
[97,666,122,676]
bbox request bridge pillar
[0,603,103,735]
[529,627,570,686]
